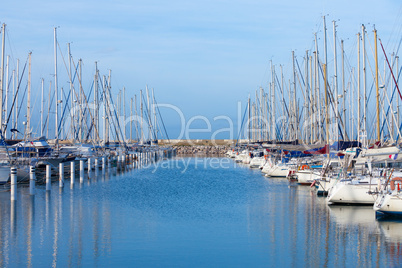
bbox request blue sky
[1,0,402,139]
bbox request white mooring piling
[59,162,64,188]
[88,158,92,172]
[71,161,75,186]
[10,166,17,201]
[29,166,36,195]
[102,157,106,170]
[46,164,51,191]
[80,160,84,183]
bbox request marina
[1,0,402,266]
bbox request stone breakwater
[173,145,230,156]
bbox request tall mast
[323,16,328,144]
[78,59,83,141]
[4,55,9,139]
[54,27,59,142]
[130,97,133,142]
[47,81,51,139]
[11,69,15,138]
[68,43,73,141]
[152,87,157,141]
[0,23,6,132]
[256,91,259,141]
[103,75,107,144]
[304,51,309,143]
[280,65,285,140]
[374,28,380,142]
[14,59,19,139]
[333,21,339,142]
[362,25,367,137]
[60,87,64,138]
[123,86,126,141]
[288,78,292,141]
[94,62,99,142]
[341,39,346,140]
[314,33,321,142]
[135,94,139,141]
[41,78,44,137]
[146,85,152,141]
[107,70,111,144]
[309,55,313,144]
[351,68,354,140]
[292,50,297,141]
[357,33,361,141]
[27,52,32,139]
[248,95,251,143]
[261,87,266,140]
[397,56,400,140]
[140,89,143,143]
[271,62,276,141]
[324,64,329,154]
[251,100,255,141]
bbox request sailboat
[374,175,402,217]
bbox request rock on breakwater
[173,145,229,156]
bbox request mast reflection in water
[0,157,400,267]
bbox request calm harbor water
[0,157,401,267]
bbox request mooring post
[88,158,92,172]
[11,166,17,201]
[70,161,75,186]
[29,166,36,195]
[59,162,64,188]
[46,164,51,191]
[80,160,84,183]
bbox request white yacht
[326,145,402,204]
[234,150,248,163]
[327,174,382,205]
[374,176,402,217]
[249,156,265,168]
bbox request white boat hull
[327,182,378,204]
[249,157,264,168]
[265,165,289,177]
[296,170,320,185]
[374,192,402,216]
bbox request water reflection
[329,205,377,228]
[329,205,382,267]
[1,158,402,266]
[10,200,16,238]
[378,220,402,267]
[26,196,34,268]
